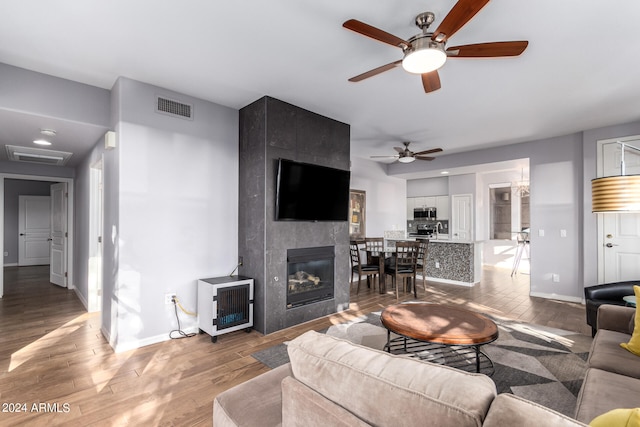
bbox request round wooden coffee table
[381,303,499,373]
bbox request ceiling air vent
[156,96,193,120]
[5,145,73,166]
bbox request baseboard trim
[529,291,583,304]
[110,327,200,353]
[425,276,477,287]
[73,287,89,310]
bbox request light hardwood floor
[0,265,590,426]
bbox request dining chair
[416,239,429,290]
[384,240,419,300]
[350,241,381,294]
[364,237,384,264]
[365,237,386,290]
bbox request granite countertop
[390,236,477,244]
[429,239,477,244]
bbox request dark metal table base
[384,333,495,376]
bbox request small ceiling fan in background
[371,142,443,163]
[343,0,528,93]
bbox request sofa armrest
[597,304,635,334]
[213,363,292,427]
[484,394,587,427]
[585,281,638,301]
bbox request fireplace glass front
[287,246,334,308]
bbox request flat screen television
[275,158,351,221]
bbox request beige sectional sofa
[575,304,640,423]
[214,330,586,426]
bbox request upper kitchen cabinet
[436,196,449,220]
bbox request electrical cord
[174,296,197,316]
[169,296,197,340]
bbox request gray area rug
[251,312,592,417]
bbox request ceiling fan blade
[370,155,399,159]
[348,60,402,82]
[447,41,528,57]
[415,156,435,161]
[422,71,441,93]
[393,146,406,153]
[414,148,443,156]
[343,19,410,49]
[431,0,490,42]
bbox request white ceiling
[1,1,640,170]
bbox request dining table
[366,243,420,294]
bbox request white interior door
[451,194,473,240]
[50,182,68,287]
[599,138,640,282]
[18,195,51,266]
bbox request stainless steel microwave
[414,207,436,219]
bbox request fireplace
[287,246,335,308]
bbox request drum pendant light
[592,142,640,213]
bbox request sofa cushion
[484,394,587,427]
[588,329,640,379]
[287,330,497,427]
[281,376,370,427]
[590,408,640,427]
[213,362,292,427]
[621,286,640,356]
[575,368,640,424]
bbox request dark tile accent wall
[238,96,351,334]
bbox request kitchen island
[425,239,481,286]
[386,237,481,286]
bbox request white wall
[72,77,239,352]
[407,176,448,197]
[350,158,406,237]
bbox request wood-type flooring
[0,265,590,426]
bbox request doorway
[0,174,74,298]
[597,136,640,282]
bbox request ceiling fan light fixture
[398,156,416,163]
[402,37,446,74]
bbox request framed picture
[349,190,366,240]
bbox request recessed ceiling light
[40,129,57,137]
[440,171,449,175]
[33,139,52,146]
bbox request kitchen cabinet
[419,196,436,208]
[407,198,415,220]
[436,196,449,220]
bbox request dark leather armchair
[584,280,638,336]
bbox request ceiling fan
[371,142,443,163]
[343,0,528,93]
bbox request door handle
[605,243,619,248]
[19,233,25,236]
